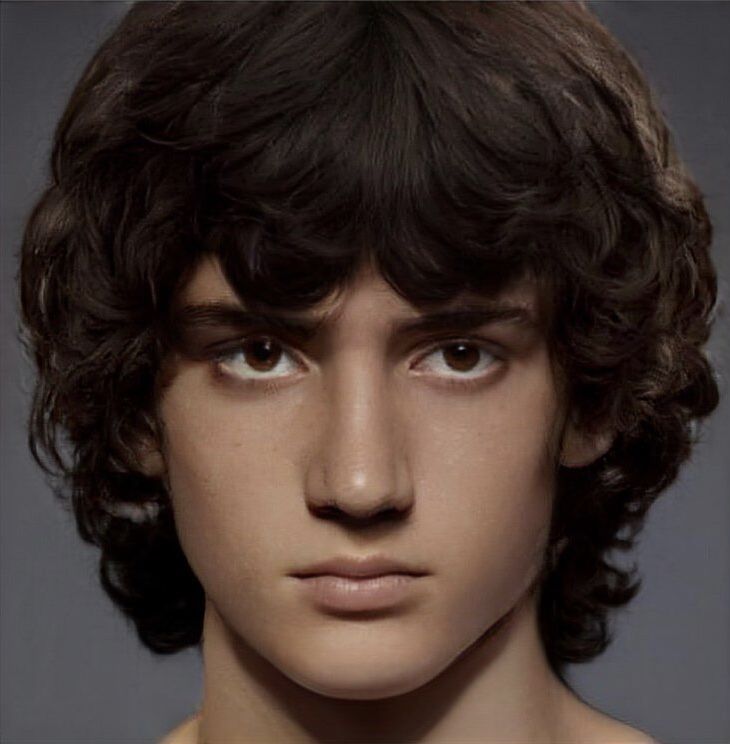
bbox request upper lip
[290,554,429,579]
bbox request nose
[304,359,414,524]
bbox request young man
[18,2,719,742]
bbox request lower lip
[294,573,422,612]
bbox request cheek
[157,370,296,589]
[408,362,558,617]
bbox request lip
[294,573,424,612]
[289,555,429,613]
[289,554,429,579]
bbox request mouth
[289,554,430,613]
[289,553,429,580]
[293,572,425,613]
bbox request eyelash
[210,334,504,393]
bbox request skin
[145,254,654,743]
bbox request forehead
[179,254,542,323]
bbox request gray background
[1,2,728,742]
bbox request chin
[284,660,441,701]
[269,632,455,700]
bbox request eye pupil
[243,338,282,371]
[443,343,480,372]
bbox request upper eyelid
[213,332,504,369]
[414,334,504,357]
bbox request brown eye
[414,340,500,384]
[240,338,283,372]
[215,336,301,382]
[441,343,482,372]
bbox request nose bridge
[306,351,412,518]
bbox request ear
[559,417,614,468]
[134,436,167,479]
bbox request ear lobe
[135,437,166,479]
[560,423,614,468]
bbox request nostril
[310,502,409,529]
[315,504,341,519]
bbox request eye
[212,335,502,391]
[214,336,302,382]
[412,340,501,387]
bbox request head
[19,0,719,694]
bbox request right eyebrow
[174,300,324,341]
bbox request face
[151,254,570,700]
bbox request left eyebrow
[172,300,539,343]
[392,304,538,337]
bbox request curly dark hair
[17,0,720,682]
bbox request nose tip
[314,465,412,523]
[308,437,414,522]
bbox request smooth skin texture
[148,255,654,743]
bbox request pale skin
[141,255,656,744]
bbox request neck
[194,583,580,744]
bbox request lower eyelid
[411,355,503,390]
[215,356,302,384]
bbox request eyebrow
[173,299,539,342]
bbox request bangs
[138,2,589,317]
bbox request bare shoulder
[158,712,200,744]
[589,717,659,744]
[568,714,658,744]
[559,689,658,744]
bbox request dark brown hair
[18,0,719,682]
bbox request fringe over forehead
[54,1,670,321]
